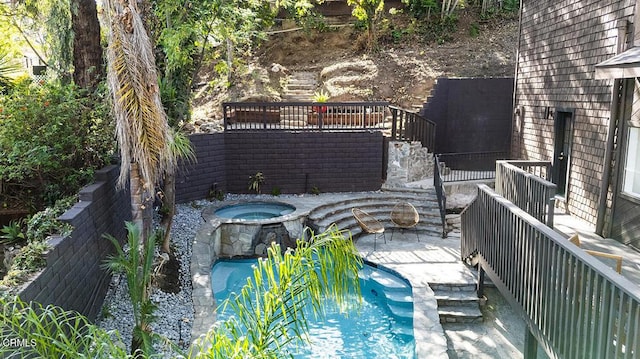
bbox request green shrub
[26,195,75,242]
[402,0,438,19]
[0,219,26,245]
[0,80,114,210]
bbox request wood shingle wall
[513,0,634,224]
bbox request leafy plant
[310,185,321,195]
[347,0,386,51]
[0,219,26,245]
[102,222,161,356]
[402,0,438,19]
[10,241,49,272]
[0,296,132,358]
[25,195,75,242]
[249,171,265,194]
[469,22,480,37]
[270,187,281,196]
[207,184,225,201]
[313,89,330,103]
[190,225,362,357]
[0,81,114,209]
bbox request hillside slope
[191,11,518,132]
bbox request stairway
[306,188,443,238]
[431,282,484,324]
[282,71,318,102]
[360,264,414,337]
[280,71,318,127]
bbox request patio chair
[569,234,623,274]
[390,202,420,241]
[352,208,385,250]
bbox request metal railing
[461,184,640,359]
[502,160,552,181]
[495,160,556,227]
[434,154,447,238]
[436,151,509,182]
[389,106,436,151]
[223,102,389,130]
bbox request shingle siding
[513,0,634,224]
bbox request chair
[390,202,420,241]
[569,234,623,274]
[352,208,385,250]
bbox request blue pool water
[214,201,296,220]
[211,259,416,358]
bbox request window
[623,127,640,198]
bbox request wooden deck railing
[495,160,556,227]
[461,184,640,359]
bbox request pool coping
[190,195,449,358]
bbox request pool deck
[191,192,640,358]
[356,232,458,359]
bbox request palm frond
[104,0,176,190]
[193,226,363,357]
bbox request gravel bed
[97,200,208,355]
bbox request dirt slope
[190,12,518,131]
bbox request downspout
[595,20,629,235]
[510,0,524,158]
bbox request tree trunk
[71,0,104,90]
[159,172,175,253]
[130,162,153,241]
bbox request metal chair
[390,202,420,241]
[352,208,385,250]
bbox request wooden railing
[433,154,447,238]
[461,184,640,359]
[389,106,436,151]
[495,160,556,227]
[223,101,389,130]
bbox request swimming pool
[211,259,416,358]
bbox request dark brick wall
[176,133,226,203]
[420,77,514,154]
[224,131,384,194]
[513,0,633,224]
[18,166,131,320]
[177,131,384,201]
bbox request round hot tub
[214,201,296,220]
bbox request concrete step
[384,290,413,305]
[429,282,477,293]
[308,192,438,221]
[306,191,444,238]
[388,302,413,319]
[438,305,483,324]
[435,290,481,307]
[391,322,415,337]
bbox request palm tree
[103,0,176,239]
[102,222,159,356]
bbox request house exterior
[513,0,640,248]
